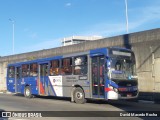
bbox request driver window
[74,56,87,75]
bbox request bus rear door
[38,62,49,95]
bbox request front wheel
[73,87,86,104]
[24,86,33,98]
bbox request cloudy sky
[0,0,160,56]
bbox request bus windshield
[108,58,137,80]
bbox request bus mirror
[105,61,110,73]
[106,60,111,68]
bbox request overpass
[0,28,160,101]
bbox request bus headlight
[109,85,118,92]
[109,86,113,90]
[114,88,118,92]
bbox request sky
[0,0,160,56]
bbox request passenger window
[74,56,87,75]
[8,66,15,78]
[50,60,60,76]
[30,63,38,76]
[61,58,72,75]
[22,64,29,77]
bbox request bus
[7,47,138,104]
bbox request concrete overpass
[1,28,160,101]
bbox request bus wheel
[73,87,86,104]
[24,86,33,98]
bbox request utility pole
[9,19,15,54]
[125,0,129,33]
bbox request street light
[125,0,129,33]
[9,18,15,54]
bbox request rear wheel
[24,86,33,98]
[73,87,86,104]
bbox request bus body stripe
[105,87,112,92]
[48,77,57,96]
[40,81,45,94]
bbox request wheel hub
[26,89,30,96]
[76,92,83,99]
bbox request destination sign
[112,51,131,57]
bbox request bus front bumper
[107,91,139,100]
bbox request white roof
[62,36,103,41]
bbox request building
[61,36,103,46]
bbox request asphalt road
[0,93,160,120]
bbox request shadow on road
[12,93,24,97]
[34,95,71,102]
[12,93,117,105]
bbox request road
[0,93,160,120]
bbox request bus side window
[61,58,72,75]
[8,66,15,78]
[30,63,38,76]
[74,56,87,75]
[50,60,60,76]
[22,64,29,77]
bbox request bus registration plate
[127,94,132,97]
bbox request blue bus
[7,47,138,103]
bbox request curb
[0,91,12,94]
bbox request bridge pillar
[0,62,8,92]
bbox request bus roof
[8,47,133,67]
[8,55,62,67]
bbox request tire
[24,86,33,98]
[73,87,86,104]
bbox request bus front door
[38,63,49,95]
[15,66,21,93]
[91,56,105,98]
